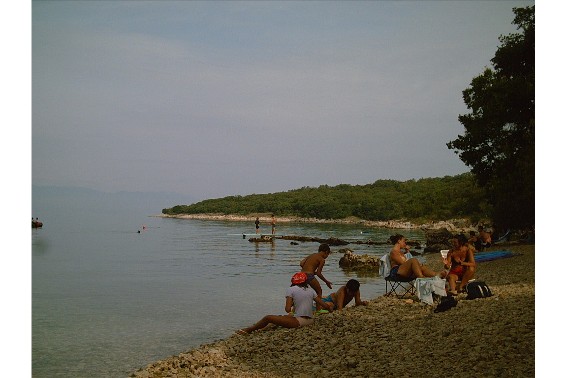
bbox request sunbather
[478,226,492,250]
[444,234,476,295]
[389,234,440,279]
[321,279,368,310]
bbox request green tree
[447,6,534,229]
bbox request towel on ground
[415,277,447,305]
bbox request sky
[28,0,537,201]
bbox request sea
[31,187,426,377]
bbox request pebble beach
[131,243,535,378]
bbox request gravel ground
[131,244,535,378]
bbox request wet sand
[131,243,535,377]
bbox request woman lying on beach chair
[389,234,441,279]
[236,272,334,335]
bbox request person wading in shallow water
[255,217,260,234]
[271,214,276,235]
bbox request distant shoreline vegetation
[162,173,490,225]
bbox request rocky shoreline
[131,243,535,378]
[158,213,477,232]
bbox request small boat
[32,220,43,228]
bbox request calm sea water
[32,188,425,377]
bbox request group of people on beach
[238,229,479,334]
[388,233,477,296]
[237,243,368,334]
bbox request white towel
[415,277,447,305]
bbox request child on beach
[321,279,368,310]
[300,244,333,310]
[389,234,441,279]
[236,272,333,334]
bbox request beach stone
[132,244,535,378]
[423,228,455,252]
[338,249,380,270]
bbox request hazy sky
[32,0,535,201]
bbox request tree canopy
[163,173,490,224]
[447,6,534,229]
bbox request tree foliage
[447,6,534,229]
[163,174,489,223]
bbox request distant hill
[162,173,490,223]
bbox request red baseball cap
[291,272,307,284]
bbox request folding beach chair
[379,252,416,298]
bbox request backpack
[465,281,492,300]
[434,296,457,313]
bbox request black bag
[434,296,457,313]
[465,281,492,300]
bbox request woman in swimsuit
[237,272,333,334]
[389,234,440,279]
[444,234,476,295]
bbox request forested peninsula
[162,173,490,225]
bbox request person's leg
[309,278,323,310]
[240,314,299,334]
[397,258,424,278]
[447,274,458,294]
[419,264,438,278]
[459,266,476,291]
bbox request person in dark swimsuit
[389,234,440,280]
[255,217,260,234]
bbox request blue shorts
[322,294,337,310]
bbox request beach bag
[465,281,492,300]
[434,296,457,313]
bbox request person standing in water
[271,214,276,235]
[255,217,260,234]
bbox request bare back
[300,253,324,274]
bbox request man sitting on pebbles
[236,272,333,335]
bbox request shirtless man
[389,234,439,279]
[300,243,333,309]
[321,279,368,310]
